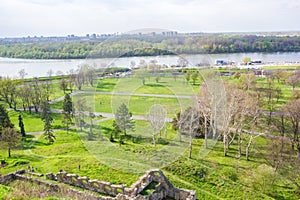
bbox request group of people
[27,165,35,172]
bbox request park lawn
[49,83,67,100]
[96,78,118,92]
[0,184,11,199]
[52,93,192,117]
[8,110,65,133]
[0,130,141,186]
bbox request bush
[220,167,238,181]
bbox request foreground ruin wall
[0,169,196,200]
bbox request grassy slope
[1,73,300,199]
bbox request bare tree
[198,86,211,149]
[239,73,256,91]
[285,73,300,91]
[178,105,202,159]
[177,57,188,69]
[148,104,167,147]
[18,69,27,80]
[284,99,300,157]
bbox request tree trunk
[8,147,11,158]
[223,134,227,157]
[246,147,249,161]
[153,133,156,147]
[238,132,242,158]
[189,135,192,159]
[34,106,38,113]
[298,145,300,159]
[204,116,208,149]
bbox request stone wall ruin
[1,169,196,200]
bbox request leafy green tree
[74,98,87,131]
[185,71,191,83]
[88,110,96,140]
[0,105,14,133]
[59,78,68,94]
[242,57,251,65]
[0,78,18,110]
[41,102,55,143]
[0,127,21,157]
[62,94,73,133]
[191,72,198,85]
[112,120,122,142]
[115,103,135,136]
[18,115,25,137]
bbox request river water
[1,52,300,78]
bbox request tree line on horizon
[1,35,300,59]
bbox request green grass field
[1,72,300,200]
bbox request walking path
[27,90,293,142]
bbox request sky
[1,0,300,37]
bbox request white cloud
[0,0,299,37]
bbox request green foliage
[0,104,14,132]
[0,185,11,199]
[41,102,55,143]
[0,127,21,157]
[18,115,25,137]
[1,35,300,59]
[250,164,278,194]
[220,167,238,181]
[115,103,135,136]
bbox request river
[1,52,300,78]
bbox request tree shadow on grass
[97,82,116,91]
[10,154,44,162]
[145,83,167,87]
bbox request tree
[284,99,300,157]
[74,98,87,131]
[67,69,76,93]
[41,102,55,143]
[177,57,188,69]
[115,103,135,136]
[285,73,300,91]
[59,78,68,94]
[0,78,18,110]
[242,57,251,65]
[197,86,211,149]
[0,127,21,157]
[18,69,27,80]
[112,120,122,142]
[148,104,167,147]
[239,73,256,91]
[32,78,42,113]
[88,109,96,140]
[135,68,147,85]
[191,71,198,85]
[62,94,73,133]
[265,79,277,125]
[17,86,34,112]
[18,115,25,137]
[0,105,14,133]
[185,71,191,83]
[179,106,203,158]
